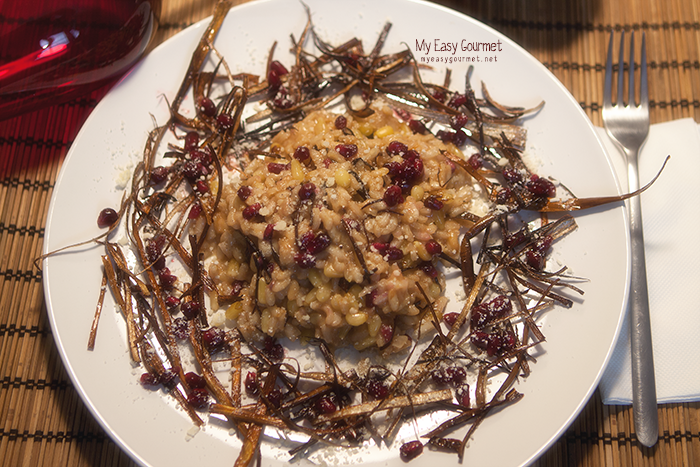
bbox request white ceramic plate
[43,1,630,466]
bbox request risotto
[203,102,491,353]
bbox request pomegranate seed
[450,113,469,129]
[403,149,420,161]
[445,366,467,386]
[197,97,216,118]
[297,230,315,252]
[242,203,262,220]
[423,195,444,211]
[181,300,201,320]
[294,252,316,269]
[400,157,423,184]
[535,235,554,254]
[384,246,403,262]
[386,141,408,156]
[448,93,467,109]
[184,372,206,389]
[502,168,522,184]
[323,158,332,168]
[191,148,212,167]
[425,240,442,256]
[264,223,275,240]
[272,86,294,109]
[452,129,468,146]
[150,166,169,184]
[334,115,347,129]
[263,336,285,361]
[293,146,310,162]
[366,379,389,400]
[456,385,470,407]
[187,388,210,409]
[267,162,288,174]
[298,182,316,200]
[383,185,404,207]
[496,187,512,204]
[408,119,427,134]
[504,228,529,250]
[431,368,450,386]
[145,239,162,264]
[335,143,358,159]
[194,180,209,193]
[432,89,446,102]
[526,174,556,197]
[216,114,235,131]
[172,318,189,339]
[400,440,424,461]
[202,327,227,353]
[443,312,460,327]
[140,372,160,389]
[237,185,252,200]
[384,161,402,178]
[468,153,483,170]
[97,208,118,228]
[269,60,288,77]
[158,269,177,290]
[419,261,438,278]
[182,160,201,182]
[307,232,331,255]
[379,323,394,343]
[184,131,199,151]
[188,202,202,219]
[268,68,283,90]
[165,296,180,309]
[364,289,378,308]
[315,395,337,414]
[526,249,545,270]
[245,371,259,396]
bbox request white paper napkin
[597,118,700,405]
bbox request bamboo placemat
[1,0,698,466]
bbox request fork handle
[626,149,659,447]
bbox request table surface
[1,0,699,466]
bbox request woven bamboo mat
[1,0,698,466]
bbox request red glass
[0,0,161,121]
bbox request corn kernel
[335,167,351,188]
[291,159,305,181]
[358,122,374,137]
[346,311,368,326]
[226,301,243,320]
[415,241,432,262]
[315,284,332,303]
[410,185,424,201]
[374,125,394,139]
[308,269,326,288]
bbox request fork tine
[640,32,648,109]
[617,30,625,106]
[604,32,614,106]
[629,32,636,106]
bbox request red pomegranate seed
[334,115,347,129]
[182,160,201,182]
[139,372,160,389]
[443,312,460,327]
[502,168,522,184]
[197,97,216,118]
[425,240,442,256]
[188,202,202,219]
[263,223,275,240]
[267,162,288,174]
[150,166,169,184]
[400,440,424,461]
[267,387,283,408]
[448,93,467,109]
[306,232,331,255]
[383,185,404,207]
[184,131,199,151]
[194,180,209,193]
[456,385,470,407]
[315,395,337,414]
[526,174,556,197]
[450,113,469,129]
[445,366,467,386]
[272,86,294,109]
[202,327,227,353]
[184,372,206,389]
[408,119,427,134]
[293,146,310,162]
[419,261,438,278]
[242,203,262,220]
[237,185,252,200]
[172,318,188,339]
[298,182,316,200]
[245,371,259,396]
[187,388,210,409]
[335,143,358,159]
[384,246,403,262]
[379,323,394,343]
[263,336,285,361]
[165,296,180,309]
[386,141,408,156]
[97,208,119,228]
[526,249,545,270]
[423,195,444,211]
[160,368,179,389]
[294,252,316,269]
[468,153,483,170]
[366,379,389,400]
[181,300,201,320]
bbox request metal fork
[602,30,658,448]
